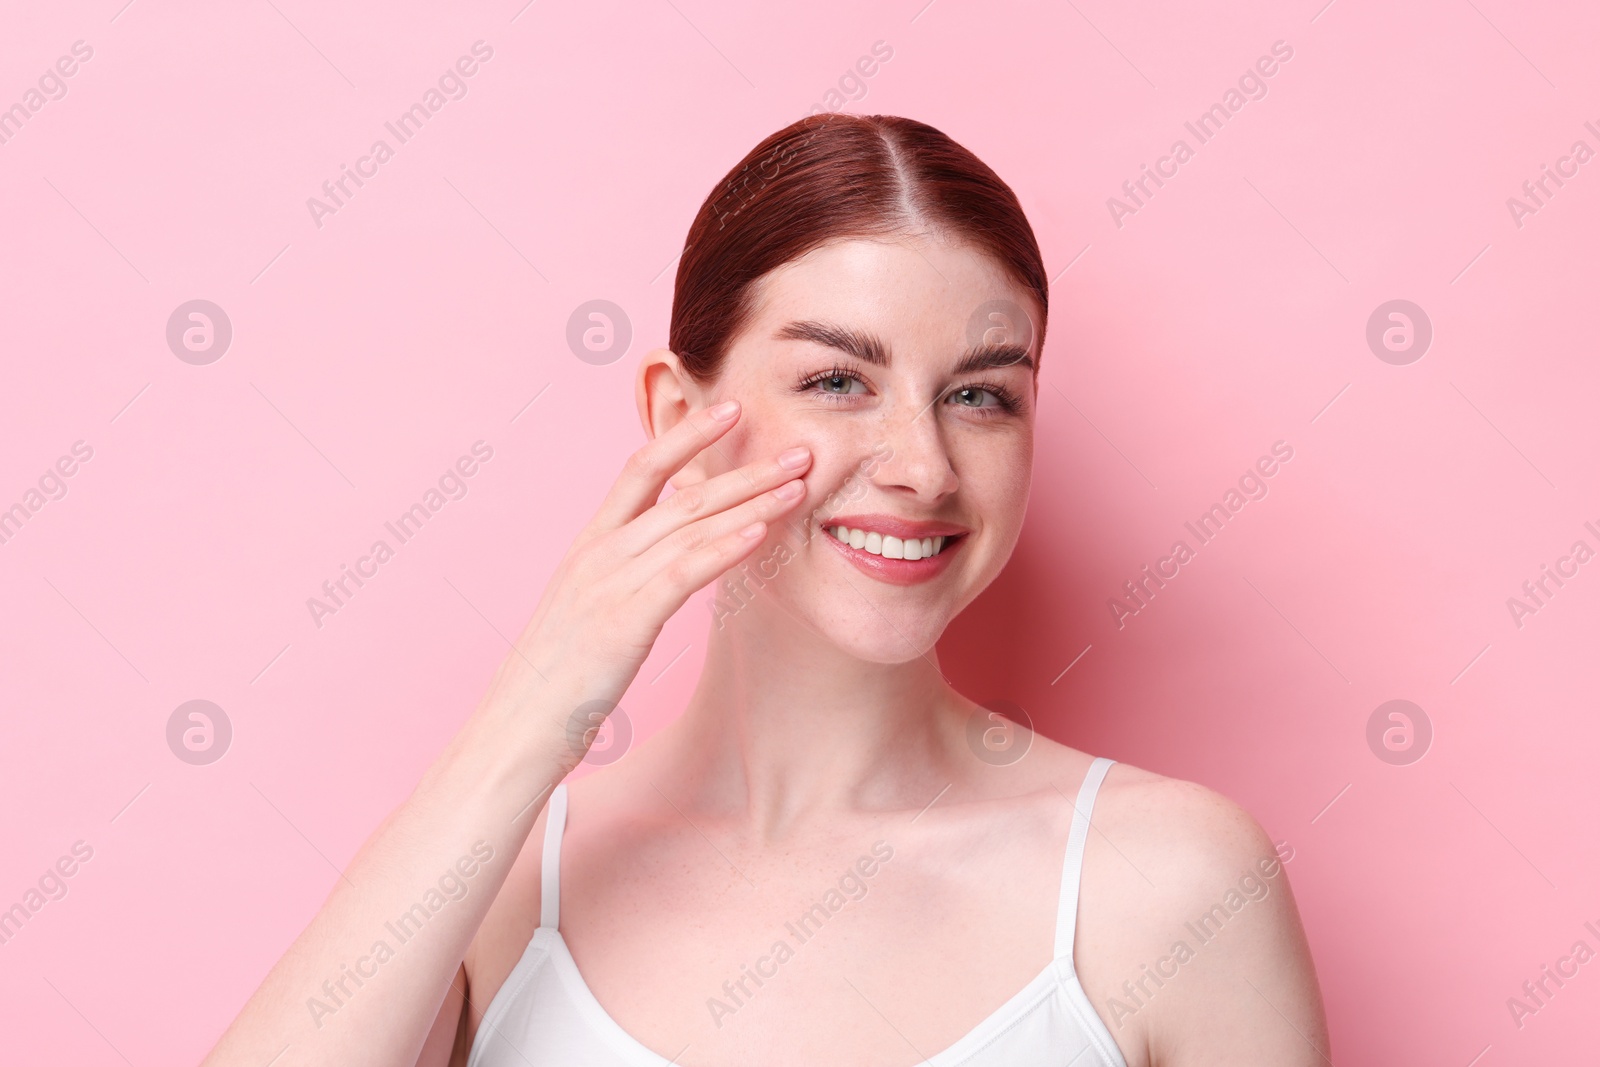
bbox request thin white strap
[540,783,568,929]
[1053,757,1115,963]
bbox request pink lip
[823,514,971,540]
[816,514,969,587]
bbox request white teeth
[828,526,949,559]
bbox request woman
[203,113,1328,1067]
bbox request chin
[801,596,953,664]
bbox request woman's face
[668,233,1040,664]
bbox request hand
[476,398,812,768]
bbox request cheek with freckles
[965,448,1032,571]
[694,413,769,483]
[798,460,873,534]
[794,422,896,524]
[717,398,875,493]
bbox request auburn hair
[669,113,1048,384]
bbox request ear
[635,347,711,489]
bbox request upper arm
[1141,786,1328,1066]
[414,962,469,1067]
[428,801,549,1067]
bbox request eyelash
[794,364,1023,416]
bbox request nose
[866,396,959,500]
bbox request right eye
[796,366,871,402]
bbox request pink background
[2,0,1597,1063]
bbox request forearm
[199,394,796,1065]
[201,691,577,1067]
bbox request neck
[659,600,967,840]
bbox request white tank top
[467,757,1127,1067]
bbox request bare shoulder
[1021,741,1287,915]
[1070,757,1329,1067]
[1094,760,1283,876]
[1015,733,1274,866]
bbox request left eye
[948,387,999,408]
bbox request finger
[620,474,808,595]
[632,516,775,624]
[609,445,813,558]
[587,400,743,535]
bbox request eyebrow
[773,319,1036,376]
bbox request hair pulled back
[669,114,1048,384]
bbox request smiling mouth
[823,524,962,560]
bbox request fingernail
[710,400,740,420]
[777,446,811,469]
[774,480,804,500]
